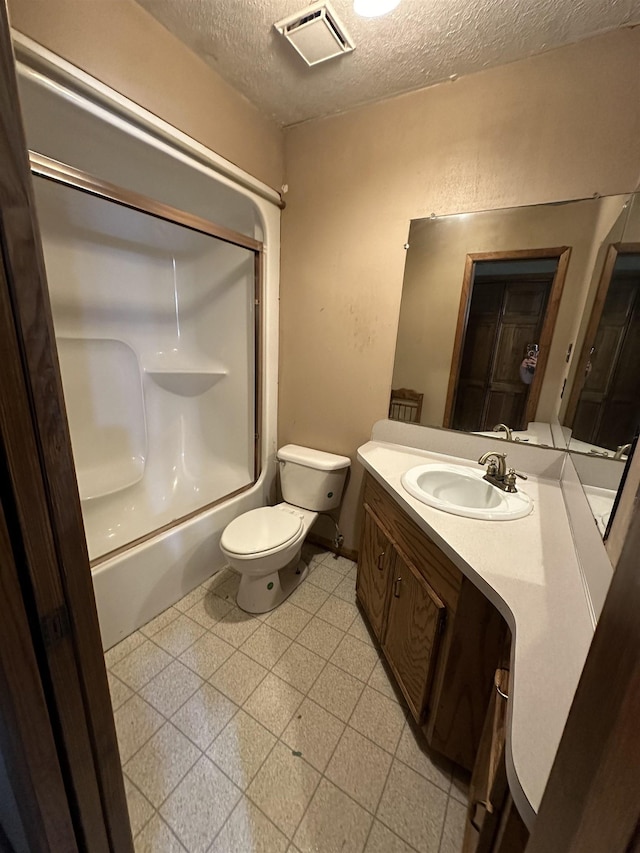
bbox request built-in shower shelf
[79,457,145,502]
[146,369,227,396]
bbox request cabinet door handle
[377,551,385,571]
[469,799,491,832]
[394,577,402,598]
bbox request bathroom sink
[401,463,532,520]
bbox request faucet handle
[504,468,527,490]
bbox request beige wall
[8,0,284,190]
[280,28,640,550]
[392,199,626,428]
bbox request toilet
[220,444,351,613]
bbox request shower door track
[29,151,264,568]
[29,151,263,252]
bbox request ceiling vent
[274,2,355,67]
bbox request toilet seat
[220,506,303,556]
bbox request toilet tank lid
[277,444,351,471]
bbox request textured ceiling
[134,0,640,126]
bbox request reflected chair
[389,388,424,423]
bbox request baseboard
[307,532,358,563]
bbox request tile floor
[108,546,470,853]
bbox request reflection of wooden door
[573,272,640,449]
[452,277,551,431]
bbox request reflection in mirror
[392,194,631,452]
[563,193,640,461]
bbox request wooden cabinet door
[382,548,445,722]
[356,504,394,640]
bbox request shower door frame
[30,151,266,567]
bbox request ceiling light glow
[354,0,401,18]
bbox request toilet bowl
[220,445,350,613]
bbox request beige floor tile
[296,617,344,660]
[114,695,165,763]
[439,798,467,853]
[307,563,343,593]
[209,651,268,705]
[160,755,241,853]
[134,814,186,852]
[211,569,241,603]
[178,631,235,680]
[350,687,406,753]
[124,722,201,808]
[396,720,452,792]
[364,820,415,853]
[105,631,145,668]
[332,576,357,605]
[348,612,377,647]
[139,660,203,717]
[171,683,237,750]
[207,709,276,790]
[320,554,356,576]
[450,764,471,805]
[301,543,329,563]
[151,614,206,657]
[272,643,325,694]
[281,697,345,772]
[240,623,292,669]
[377,760,448,852]
[330,634,379,682]
[110,639,172,691]
[185,591,234,630]
[243,672,304,736]
[211,607,262,647]
[209,796,289,853]
[247,741,320,837]
[204,567,236,593]
[140,606,181,638]
[123,775,155,837]
[288,581,329,614]
[308,663,364,722]
[108,671,133,712]
[173,583,207,614]
[265,601,312,639]
[293,778,372,853]
[317,596,359,632]
[325,727,392,813]
[367,659,406,705]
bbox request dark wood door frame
[564,242,640,429]
[443,247,571,429]
[0,5,132,851]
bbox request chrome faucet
[478,451,527,493]
[493,423,513,441]
[614,443,632,460]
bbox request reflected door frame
[564,241,640,430]
[443,247,571,429]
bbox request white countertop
[357,439,596,828]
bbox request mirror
[561,192,640,459]
[390,192,639,536]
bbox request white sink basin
[401,463,533,520]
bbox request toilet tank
[277,445,350,512]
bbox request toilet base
[236,554,309,614]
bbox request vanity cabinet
[357,473,506,770]
[463,666,529,853]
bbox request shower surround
[16,37,280,648]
